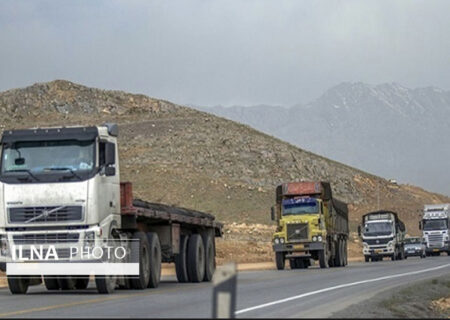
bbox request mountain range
[194,82,450,196]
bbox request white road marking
[236,263,450,315]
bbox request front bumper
[425,242,450,253]
[273,241,325,253]
[0,225,104,264]
[363,245,394,257]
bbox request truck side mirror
[418,221,422,230]
[105,142,116,166]
[358,225,361,237]
[105,166,116,176]
[270,207,275,221]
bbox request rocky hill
[1,80,449,237]
[196,82,450,196]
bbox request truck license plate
[375,249,382,253]
[293,244,304,250]
[433,249,439,252]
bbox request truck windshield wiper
[44,167,83,181]
[4,169,40,182]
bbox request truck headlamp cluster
[312,236,322,242]
[273,237,285,244]
[312,236,317,242]
[387,241,394,248]
[0,234,8,256]
[317,236,323,242]
[84,232,95,249]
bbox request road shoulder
[332,273,450,318]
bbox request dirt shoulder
[332,274,450,318]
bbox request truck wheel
[187,234,205,282]
[58,277,76,290]
[289,259,297,269]
[275,252,285,270]
[319,249,328,268]
[44,276,60,290]
[130,231,151,289]
[202,234,215,282]
[96,234,119,294]
[175,235,189,283]
[146,232,162,288]
[343,240,348,266]
[7,276,29,294]
[75,276,90,290]
[365,256,370,263]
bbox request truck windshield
[363,222,392,236]
[0,140,95,182]
[282,198,319,215]
[423,219,448,231]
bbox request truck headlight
[274,238,280,244]
[363,242,368,248]
[84,232,95,249]
[312,236,317,242]
[318,236,323,242]
[387,241,393,248]
[0,235,8,256]
[280,238,285,244]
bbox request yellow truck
[271,181,349,269]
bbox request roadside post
[212,262,237,318]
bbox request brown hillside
[1,80,448,240]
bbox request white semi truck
[358,210,406,262]
[0,123,222,294]
[420,204,450,256]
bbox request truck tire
[130,231,151,289]
[187,234,205,282]
[75,276,90,290]
[44,276,60,290]
[343,240,348,266]
[58,277,76,290]
[339,239,345,267]
[202,234,215,282]
[319,249,328,268]
[289,259,297,269]
[175,235,189,283]
[365,256,370,263]
[96,233,119,294]
[146,232,162,288]
[7,276,29,294]
[275,252,285,270]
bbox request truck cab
[421,204,450,256]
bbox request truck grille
[8,206,83,223]
[365,238,392,246]
[428,234,443,247]
[13,233,79,245]
[286,223,308,242]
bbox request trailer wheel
[187,234,205,282]
[339,239,345,267]
[146,232,162,288]
[334,240,342,267]
[75,276,90,290]
[58,277,76,290]
[175,235,189,283]
[203,234,215,282]
[7,276,29,294]
[130,231,151,289]
[275,252,285,270]
[44,276,60,290]
[319,249,329,268]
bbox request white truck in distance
[420,204,450,256]
[358,211,406,262]
[0,124,222,294]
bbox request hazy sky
[1,0,449,106]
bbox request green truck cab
[271,181,349,270]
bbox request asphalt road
[0,256,448,318]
